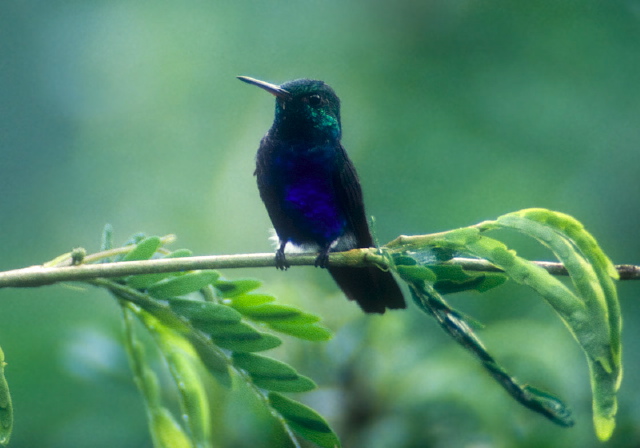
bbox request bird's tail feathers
[328,266,405,314]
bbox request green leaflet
[269,392,341,448]
[150,409,194,448]
[392,255,418,266]
[214,279,262,297]
[465,236,583,317]
[228,293,276,307]
[168,249,195,258]
[127,249,194,289]
[0,347,13,446]
[233,353,316,393]
[207,322,282,353]
[395,265,438,283]
[230,300,333,342]
[395,262,506,295]
[122,236,163,261]
[169,298,242,325]
[251,376,316,393]
[233,353,297,379]
[266,321,333,341]
[147,271,220,299]
[231,303,319,324]
[428,264,507,294]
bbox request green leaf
[501,209,621,357]
[428,265,507,294]
[432,275,500,294]
[165,248,194,259]
[150,408,194,448]
[396,265,437,283]
[428,264,476,282]
[392,255,418,266]
[269,392,341,448]
[126,249,194,289]
[123,233,147,246]
[147,271,220,299]
[441,227,482,246]
[252,375,316,393]
[0,347,13,446]
[228,296,334,341]
[467,236,582,315]
[230,302,332,341]
[431,246,457,261]
[214,278,262,297]
[233,303,319,324]
[393,256,507,295]
[233,353,316,392]
[267,322,333,341]
[521,385,574,428]
[194,348,232,389]
[408,281,574,428]
[233,353,298,378]
[392,247,456,266]
[494,208,622,441]
[207,322,282,353]
[168,298,242,325]
[228,294,276,307]
[122,236,163,261]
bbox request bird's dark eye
[307,94,322,106]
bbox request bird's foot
[314,249,330,269]
[275,248,290,270]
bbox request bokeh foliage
[1,1,639,447]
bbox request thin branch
[0,249,638,289]
[451,258,640,280]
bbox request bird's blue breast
[271,143,346,245]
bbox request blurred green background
[2,1,640,447]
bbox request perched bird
[238,76,405,314]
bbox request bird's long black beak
[237,76,291,99]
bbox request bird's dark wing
[333,144,374,248]
[330,144,406,313]
[255,136,294,242]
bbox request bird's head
[238,76,342,142]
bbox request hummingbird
[238,76,405,314]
